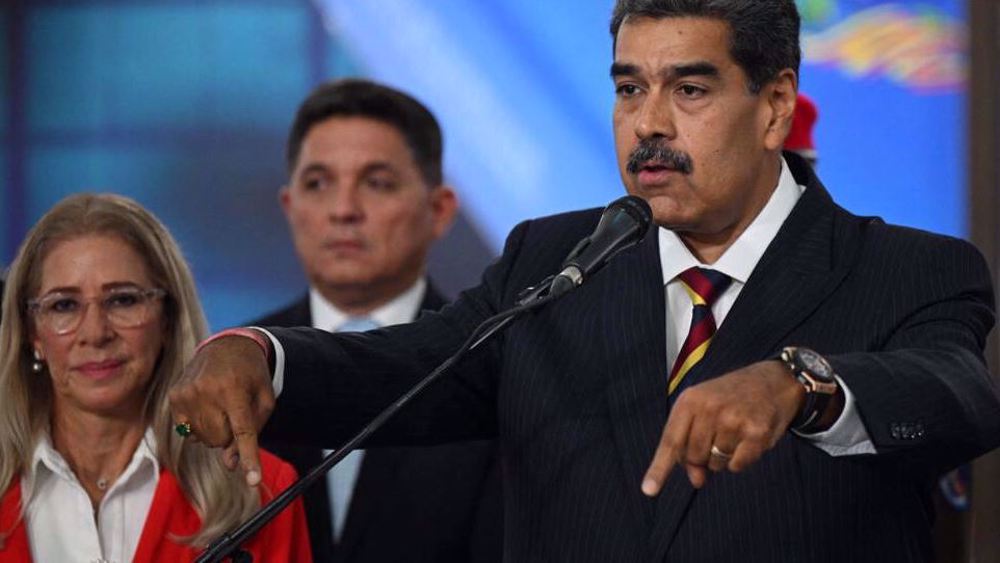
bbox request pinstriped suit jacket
[256,286,502,563]
[264,153,1000,562]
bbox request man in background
[254,79,501,563]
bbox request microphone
[548,195,653,297]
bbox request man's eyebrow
[610,61,721,81]
[610,62,639,78]
[359,161,396,176]
[669,62,720,80]
[298,162,327,176]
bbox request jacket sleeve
[262,219,534,450]
[829,234,1000,473]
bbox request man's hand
[642,360,805,495]
[169,334,275,487]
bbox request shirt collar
[24,426,160,501]
[310,278,428,331]
[659,157,804,284]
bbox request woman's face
[30,234,166,418]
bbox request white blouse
[22,428,160,563]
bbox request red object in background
[786,93,818,161]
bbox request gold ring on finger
[710,445,733,461]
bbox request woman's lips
[75,359,125,380]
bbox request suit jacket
[263,153,1000,562]
[256,284,503,563]
[0,450,311,563]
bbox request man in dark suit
[253,79,501,562]
[172,2,1000,561]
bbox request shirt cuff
[250,326,286,399]
[793,375,876,456]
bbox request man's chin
[315,273,376,289]
[633,195,689,230]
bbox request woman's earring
[32,349,44,373]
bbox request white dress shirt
[307,279,427,541]
[309,278,427,335]
[23,427,160,563]
[660,158,874,456]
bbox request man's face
[612,16,793,240]
[281,116,456,303]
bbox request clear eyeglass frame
[26,287,167,335]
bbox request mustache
[626,140,694,175]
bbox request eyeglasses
[27,287,167,336]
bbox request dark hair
[286,79,444,185]
[610,0,800,93]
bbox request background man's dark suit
[256,284,502,563]
[263,155,1000,562]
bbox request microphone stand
[195,279,564,563]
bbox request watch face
[797,348,833,379]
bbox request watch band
[781,347,838,433]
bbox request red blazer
[0,450,312,563]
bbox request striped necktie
[668,267,732,396]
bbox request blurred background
[2,0,999,558]
[0,0,972,327]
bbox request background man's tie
[668,267,732,397]
[329,316,380,541]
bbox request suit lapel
[420,282,448,313]
[336,449,407,560]
[601,224,668,531]
[255,294,312,328]
[291,296,312,326]
[685,182,845,387]
[648,168,867,560]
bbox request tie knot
[678,267,731,306]
[337,316,380,333]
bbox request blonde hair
[0,193,258,545]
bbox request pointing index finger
[642,406,693,496]
[224,390,263,487]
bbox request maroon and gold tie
[668,267,732,396]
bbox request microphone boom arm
[196,194,652,562]
[195,287,563,563]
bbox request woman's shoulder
[0,479,31,560]
[0,477,22,527]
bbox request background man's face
[612,16,787,239]
[281,116,455,301]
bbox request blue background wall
[1,0,969,329]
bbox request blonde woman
[0,194,311,562]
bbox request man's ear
[429,185,459,240]
[278,185,292,216]
[763,68,798,152]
